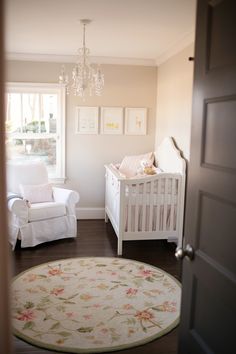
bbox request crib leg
[117,236,123,256]
[105,211,108,223]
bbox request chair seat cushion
[28,202,66,222]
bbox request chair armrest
[8,198,28,223]
[52,187,79,216]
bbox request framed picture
[100,107,123,135]
[75,106,99,134]
[125,107,147,135]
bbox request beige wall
[6,61,157,210]
[155,44,194,160]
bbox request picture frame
[75,106,99,134]
[125,107,147,135]
[100,107,123,135]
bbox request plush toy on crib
[140,159,156,175]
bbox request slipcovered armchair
[7,161,79,250]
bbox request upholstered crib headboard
[154,137,186,174]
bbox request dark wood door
[178,0,236,353]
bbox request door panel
[190,275,235,354]
[207,0,236,70]
[197,193,236,274]
[203,97,236,170]
[178,1,236,353]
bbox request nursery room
[0,1,235,354]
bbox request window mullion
[20,93,23,133]
[39,93,42,133]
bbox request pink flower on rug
[135,310,154,321]
[101,328,109,334]
[126,288,138,296]
[48,268,63,276]
[138,269,154,277]
[111,272,117,276]
[16,309,36,321]
[50,287,64,296]
[158,301,177,312]
[83,314,92,320]
[93,304,101,308]
[66,312,75,318]
[80,293,93,301]
[23,273,37,282]
[123,304,133,310]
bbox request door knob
[175,244,194,261]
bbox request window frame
[5,82,66,183]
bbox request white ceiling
[5,0,196,66]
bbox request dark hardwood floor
[12,219,181,354]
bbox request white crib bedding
[110,163,163,179]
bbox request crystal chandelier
[59,19,104,97]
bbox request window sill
[49,177,67,185]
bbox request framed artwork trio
[75,106,147,135]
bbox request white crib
[104,137,186,255]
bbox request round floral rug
[12,257,181,353]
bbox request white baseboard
[76,207,105,220]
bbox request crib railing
[123,174,181,233]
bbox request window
[5,83,66,182]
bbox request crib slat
[163,178,168,231]
[141,182,147,231]
[175,179,180,231]
[148,180,154,231]
[134,184,139,232]
[127,185,132,232]
[155,178,161,231]
[169,178,175,231]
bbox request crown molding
[155,28,195,66]
[6,52,156,67]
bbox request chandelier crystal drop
[59,19,104,98]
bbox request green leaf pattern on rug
[12,257,181,352]
[77,327,93,333]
